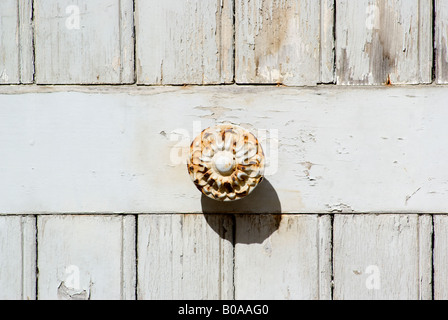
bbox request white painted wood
[18,0,34,83]
[137,214,233,299]
[336,0,432,85]
[418,214,433,300]
[333,215,432,300]
[435,0,448,84]
[234,214,331,299]
[0,1,19,84]
[136,0,233,84]
[0,86,447,214]
[433,215,448,299]
[37,215,136,300]
[121,215,136,300]
[34,0,134,84]
[0,0,33,84]
[235,0,334,85]
[320,0,335,83]
[0,216,36,300]
[418,0,433,84]
[318,215,333,300]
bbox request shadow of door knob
[187,124,265,201]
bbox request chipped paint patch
[326,203,354,213]
[57,281,90,300]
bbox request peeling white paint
[0,86,447,214]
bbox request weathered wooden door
[0,0,447,300]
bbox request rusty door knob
[187,124,265,201]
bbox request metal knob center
[213,152,235,176]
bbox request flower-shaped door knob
[187,124,265,201]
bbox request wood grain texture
[336,0,432,85]
[235,0,334,85]
[433,216,448,299]
[137,214,233,299]
[0,1,19,83]
[234,215,332,299]
[37,215,136,300]
[333,215,432,299]
[0,86,447,214]
[136,0,233,84]
[318,215,333,300]
[435,0,448,84]
[34,0,134,84]
[0,216,36,300]
[0,0,33,84]
[320,0,335,83]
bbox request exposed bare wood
[336,0,432,85]
[236,0,334,85]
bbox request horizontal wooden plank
[333,214,432,300]
[137,214,233,299]
[0,86,447,214]
[0,216,36,299]
[234,214,332,299]
[37,215,135,300]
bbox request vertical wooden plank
[418,0,433,83]
[318,215,333,300]
[336,0,432,85]
[234,215,331,299]
[320,0,335,83]
[136,0,233,85]
[122,215,137,300]
[37,215,136,300]
[0,0,19,84]
[433,215,448,299]
[18,0,34,83]
[21,216,37,300]
[435,0,448,83]
[35,0,134,84]
[119,0,135,84]
[0,216,36,300]
[334,215,432,300]
[137,214,233,300]
[236,0,334,85]
[418,215,433,300]
[0,0,33,84]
